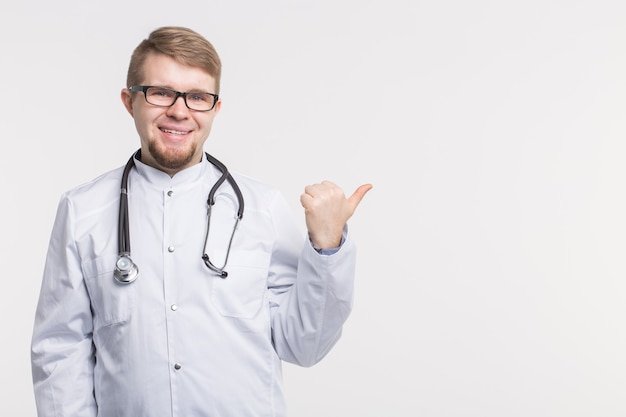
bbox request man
[31,26,371,417]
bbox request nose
[166,95,189,118]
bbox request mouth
[160,128,191,135]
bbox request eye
[148,87,175,98]
[188,93,210,103]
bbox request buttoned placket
[163,185,182,416]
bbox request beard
[148,140,198,172]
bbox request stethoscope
[113,150,244,284]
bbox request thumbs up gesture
[300,181,372,250]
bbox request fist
[300,181,372,249]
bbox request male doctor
[31,26,371,417]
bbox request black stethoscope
[113,150,244,284]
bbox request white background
[2,1,625,415]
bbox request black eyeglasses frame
[129,85,219,112]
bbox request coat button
[168,246,175,253]
[174,363,182,370]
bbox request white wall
[2,1,625,415]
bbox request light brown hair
[126,26,222,93]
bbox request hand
[300,181,372,250]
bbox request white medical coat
[31,154,357,417]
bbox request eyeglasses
[129,85,219,111]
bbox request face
[121,53,221,176]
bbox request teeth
[162,128,187,135]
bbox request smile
[161,128,189,135]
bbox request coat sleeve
[267,191,357,367]
[31,195,97,417]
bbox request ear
[213,99,222,115]
[121,88,134,116]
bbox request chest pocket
[210,249,269,318]
[83,254,136,328]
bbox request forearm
[271,234,356,367]
[32,284,97,417]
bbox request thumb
[347,183,373,211]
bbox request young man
[31,26,371,417]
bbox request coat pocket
[83,254,136,327]
[210,250,269,319]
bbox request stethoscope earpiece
[114,254,139,284]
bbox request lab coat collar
[132,152,214,189]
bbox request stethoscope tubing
[113,150,244,284]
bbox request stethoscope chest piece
[114,255,139,284]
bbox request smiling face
[121,52,221,176]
